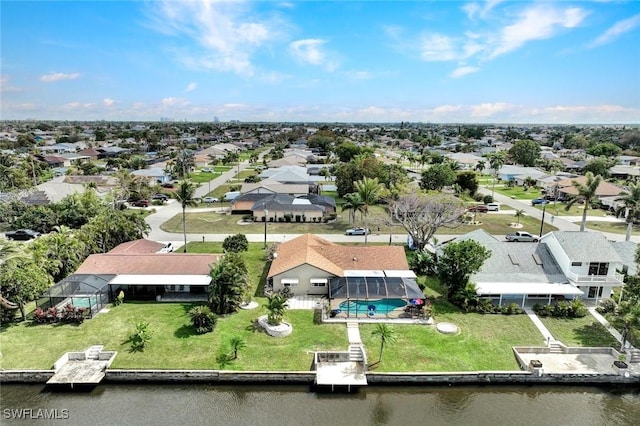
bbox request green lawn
[580,221,639,235]
[360,300,542,372]
[160,208,557,236]
[538,315,619,348]
[491,186,543,200]
[189,172,222,183]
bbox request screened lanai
[37,274,114,319]
[328,271,425,319]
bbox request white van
[486,203,500,211]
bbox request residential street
[144,167,639,249]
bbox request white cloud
[147,1,281,75]
[0,75,22,93]
[420,34,459,61]
[589,13,640,47]
[185,82,198,92]
[470,102,513,117]
[103,98,115,107]
[40,72,81,83]
[463,0,505,20]
[489,5,588,58]
[161,97,190,107]
[450,66,480,78]
[289,39,339,71]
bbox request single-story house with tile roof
[251,195,326,222]
[497,165,548,185]
[132,167,172,184]
[267,234,420,302]
[556,176,625,200]
[74,251,220,301]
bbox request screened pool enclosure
[328,273,426,319]
[37,274,113,319]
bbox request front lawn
[580,221,639,235]
[538,315,619,348]
[491,186,543,201]
[360,300,542,372]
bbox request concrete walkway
[524,308,555,344]
[346,322,362,344]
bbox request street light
[264,209,268,249]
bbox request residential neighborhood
[1,121,639,390]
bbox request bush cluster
[466,299,524,315]
[33,303,88,324]
[595,299,617,315]
[533,300,588,318]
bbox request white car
[202,196,219,203]
[345,227,370,236]
[201,168,213,173]
[486,203,500,211]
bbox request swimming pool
[338,298,407,315]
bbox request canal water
[1,384,638,425]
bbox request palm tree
[565,172,602,232]
[523,176,537,190]
[229,336,247,359]
[614,183,640,241]
[265,293,288,326]
[514,209,525,226]
[474,160,486,174]
[487,151,506,199]
[371,323,396,364]
[341,193,365,225]
[174,180,198,252]
[355,177,384,246]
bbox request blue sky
[1,1,639,123]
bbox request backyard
[538,316,620,348]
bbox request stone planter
[257,315,292,338]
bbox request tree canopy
[508,139,541,167]
[436,240,491,302]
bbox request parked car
[201,167,213,173]
[5,229,40,240]
[161,182,175,189]
[131,199,150,207]
[202,196,219,203]
[505,231,539,242]
[467,205,489,213]
[152,193,169,201]
[345,227,370,236]
[531,198,549,206]
[486,203,500,211]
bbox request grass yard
[360,300,542,372]
[491,186,543,201]
[189,171,222,183]
[160,207,557,236]
[538,315,619,348]
[0,303,347,370]
[581,221,639,235]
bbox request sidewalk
[524,308,556,344]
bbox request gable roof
[251,194,324,212]
[75,253,220,275]
[547,231,622,263]
[108,239,166,254]
[556,176,624,197]
[267,234,409,278]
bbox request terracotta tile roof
[75,254,220,275]
[267,234,409,278]
[108,239,166,254]
[557,176,624,197]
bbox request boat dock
[46,345,117,388]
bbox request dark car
[152,193,169,201]
[5,229,40,240]
[531,198,549,206]
[161,182,175,189]
[467,205,489,213]
[131,199,150,207]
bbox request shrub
[130,321,152,350]
[223,234,249,253]
[283,214,292,222]
[534,300,588,318]
[189,305,217,334]
[114,290,125,306]
[482,195,494,204]
[501,303,523,315]
[472,192,484,202]
[596,299,617,315]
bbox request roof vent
[353,257,357,261]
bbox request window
[311,278,327,287]
[588,262,609,276]
[571,262,582,266]
[588,286,604,298]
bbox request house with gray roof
[451,230,626,307]
[251,194,326,223]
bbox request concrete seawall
[1,369,638,386]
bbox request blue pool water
[338,298,407,315]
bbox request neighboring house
[611,241,639,277]
[446,153,484,170]
[540,232,624,302]
[39,143,77,154]
[609,165,640,181]
[452,230,625,307]
[618,155,640,166]
[267,234,415,296]
[251,194,326,222]
[497,165,548,185]
[132,167,171,184]
[96,147,131,158]
[199,143,241,159]
[556,176,625,200]
[241,180,309,197]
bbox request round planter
[257,315,292,338]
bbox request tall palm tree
[174,180,198,252]
[487,151,506,199]
[355,177,384,246]
[474,160,486,174]
[341,193,365,225]
[371,323,396,364]
[614,182,640,241]
[565,172,602,232]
